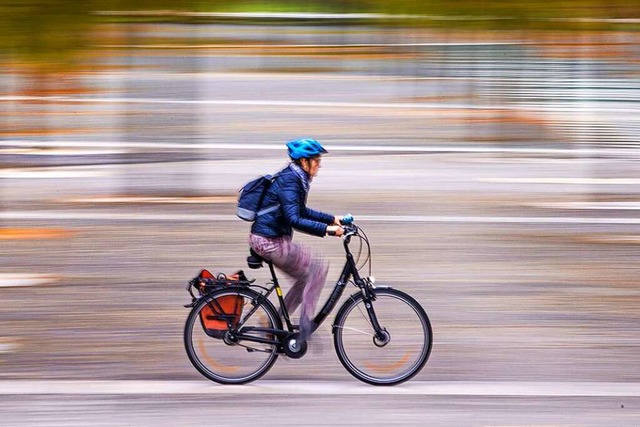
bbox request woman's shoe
[298,316,315,344]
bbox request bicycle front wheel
[184,287,281,385]
[333,287,432,385]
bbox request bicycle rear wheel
[333,287,432,385]
[184,287,281,384]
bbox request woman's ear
[299,158,309,173]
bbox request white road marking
[1,211,640,225]
[2,148,124,156]
[85,71,640,90]
[482,177,640,185]
[1,380,639,397]
[1,96,639,114]
[0,139,627,157]
[0,274,57,288]
[83,70,545,82]
[532,202,640,210]
[0,168,111,179]
[354,215,640,225]
[0,212,226,222]
[66,196,236,204]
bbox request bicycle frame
[184,223,432,385]
[244,226,386,340]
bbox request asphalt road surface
[1,21,640,426]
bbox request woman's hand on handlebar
[328,214,354,236]
[326,225,344,237]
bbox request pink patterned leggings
[249,234,328,323]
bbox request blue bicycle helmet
[286,138,328,160]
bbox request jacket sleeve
[304,207,334,225]
[278,177,328,237]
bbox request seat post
[267,261,280,286]
[267,260,294,330]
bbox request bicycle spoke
[236,341,276,354]
[354,299,375,330]
[333,288,432,385]
[333,324,375,337]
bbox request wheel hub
[373,329,390,347]
[223,331,239,346]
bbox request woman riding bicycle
[248,138,345,345]
[185,143,432,384]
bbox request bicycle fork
[325,252,389,345]
[357,277,390,345]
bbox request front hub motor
[373,329,390,347]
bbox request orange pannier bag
[197,269,245,339]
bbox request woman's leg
[249,235,328,330]
[299,256,329,325]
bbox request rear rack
[185,270,254,302]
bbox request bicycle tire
[333,287,432,386]
[184,287,282,385]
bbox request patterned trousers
[249,234,328,323]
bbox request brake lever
[342,223,358,238]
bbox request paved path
[1,381,637,427]
[2,380,640,397]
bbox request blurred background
[1,1,640,425]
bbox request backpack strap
[255,171,283,218]
[257,204,280,216]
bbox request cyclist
[249,138,345,345]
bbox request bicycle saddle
[247,248,264,269]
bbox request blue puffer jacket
[251,164,334,238]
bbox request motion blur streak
[1,1,640,425]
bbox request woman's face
[302,156,322,178]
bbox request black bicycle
[183,223,432,385]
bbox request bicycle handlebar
[342,223,358,237]
[341,222,371,276]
